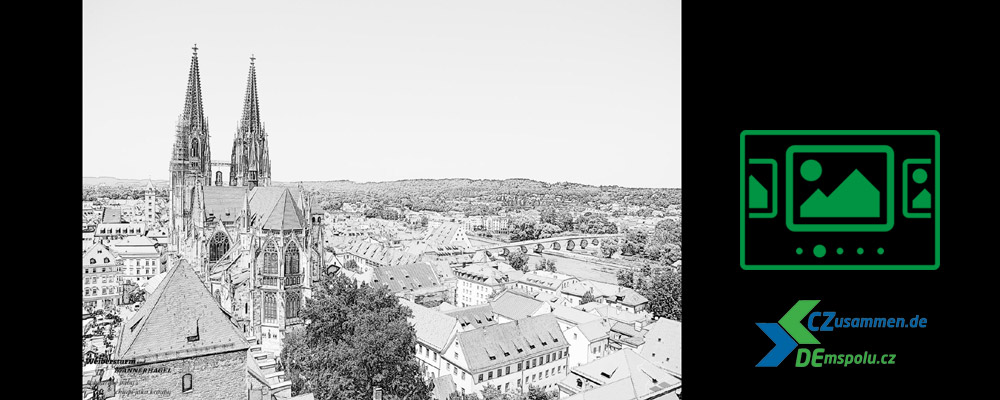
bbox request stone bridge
[469,233,623,256]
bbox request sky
[83,0,680,188]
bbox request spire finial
[192,43,198,55]
[250,54,255,65]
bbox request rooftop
[116,260,249,364]
[400,299,459,352]
[491,290,549,321]
[563,349,681,400]
[455,313,567,373]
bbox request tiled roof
[101,208,124,223]
[566,349,681,400]
[443,304,498,329]
[612,288,649,307]
[202,186,247,224]
[576,319,612,342]
[110,236,158,255]
[116,260,249,364]
[638,319,681,374]
[491,290,548,321]
[518,270,576,290]
[400,299,459,352]
[456,313,567,373]
[83,243,118,266]
[455,264,507,286]
[550,305,601,326]
[581,303,649,324]
[611,322,647,347]
[424,222,467,248]
[248,187,306,231]
[373,263,442,294]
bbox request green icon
[740,130,940,271]
[748,159,778,219]
[786,145,894,233]
[903,159,933,218]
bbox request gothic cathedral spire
[230,55,271,188]
[170,44,212,250]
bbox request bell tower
[169,44,212,249]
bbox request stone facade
[116,350,246,400]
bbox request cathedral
[168,45,323,354]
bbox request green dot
[813,245,826,258]
[878,248,885,255]
[913,168,928,184]
[836,248,844,255]
[796,248,803,255]
[801,160,822,182]
[857,248,864,255]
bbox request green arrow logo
[778,300,821,345]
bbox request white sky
[83,0,680,188]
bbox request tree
[535,258,557,272]
[447,392,480,400]
[280,273,432,400]
[600,238,620,258]
[580,289,598,305]
[343,259,360,272]
[617,269,635,289]
[641,267,682,322]
[507,251,530,272]
[621,229,647,256]
[534,222,562,239]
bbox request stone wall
[116,350,246,399]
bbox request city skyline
[83,0,681,188]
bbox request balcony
[284,274,303,287]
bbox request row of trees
[508,211,618,242]
[601,219,681,264]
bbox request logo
[740,130,940,270]
[756,300,819,367]
[757,300,922,367]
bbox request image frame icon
[748,158,778,219]
[902,158,933,219]
[785,144,894,233]
[739,130,940,271]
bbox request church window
[285,242,300,275]
[264,293,277,323]
[263,241,279,275]
[286,293,299,319]
[215,171,223,186]
[181,373,193,393]
[191,139,199,158]
[209,231,230,263]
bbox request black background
[683,2,989,398]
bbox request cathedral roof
[116,260,249,364]
[203,186,247,223]
[248,187,305,231]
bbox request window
[505,382,510,391]
[191,138,200,157]
[531,359,536,368]
[488,371,493,380]
[89,258,96,265]
[285,241,300,275]
[517,362,522,371]
[505,366,510,375]
[210,232,230,263]
[546,354,550,363]
[286,293,300,319]
[104,258,109,263]
[478,374,483,383]
[263,241,279,275]
[264,293,277,323]
[545,370,549,378]
[433,353,437,361]
[461,372,466,380]
[497,368,502,377]
[181,373,193,393]
[517,378,521,387]
[85,288,90,296]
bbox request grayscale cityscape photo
[82,1,681,399]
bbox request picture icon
[740,131,939,270]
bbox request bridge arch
[592,239,600,246]
[519,245,528,254]
[551,242,561,250]
[566,240,575,251]
[579,239,588,249]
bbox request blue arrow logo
[756,322,797,367]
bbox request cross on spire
[250,54,255,65]
[192,43,198,54]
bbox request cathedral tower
[169,45,212,249]
[230,55,271,189]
